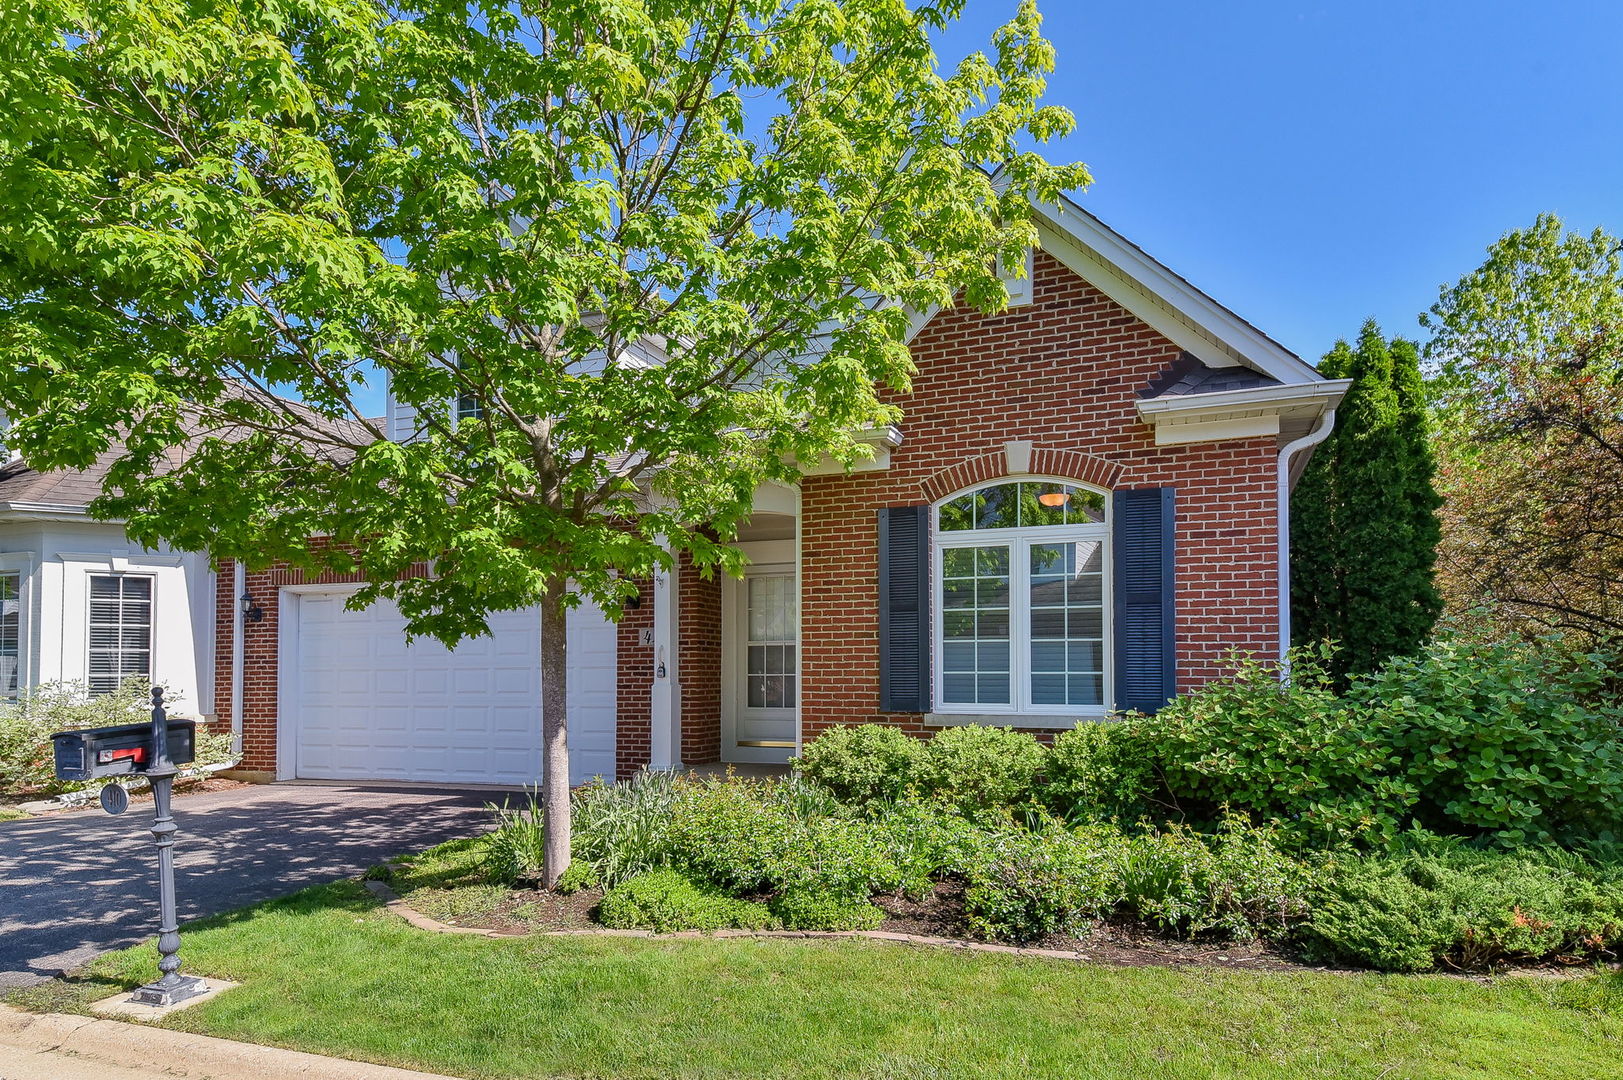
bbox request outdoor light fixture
[1036,491,1070,508]
[239,592,264,623]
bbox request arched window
[933,480,1110,716]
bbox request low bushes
[1301,839,1623,972]
[1148,633,1623,847]
[1,679,234,797]
[462,765,1623,972]
[456,629,1623,974]
[792,721,1046,819]
[597,869,772,933]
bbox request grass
[0,805,29,822]
[7,880,1623,1080]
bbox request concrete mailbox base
[90,978,239,1020]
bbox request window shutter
[1112,488,1176,714]
[878,506,931,712]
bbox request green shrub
[792,724,920,807]
[1301,839,1623,972]
[1115,817,1315,940]
[596,869,773,933]
[1147,650,1412,845]
[555,860,600,894]
[963,827,1120,943]
[666,779,901,903]
[1144,635,1623,848]
[0,679,235,797]
[914,725,1046,820]
[771,888,885,931]
[868,799,992,897]
[1041,722,1157,823]
[1347,633,1623,846]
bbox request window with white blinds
[88,575,152,695]
[0,573,18,701]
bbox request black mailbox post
[52,688,207,1007]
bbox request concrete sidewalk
[0,1005,464,1080]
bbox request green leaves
[0,0,1084,643]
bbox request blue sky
[933,0,1623,362]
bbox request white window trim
[85,571,156,695]
[0,564,25,702]
[930,477,1113,721]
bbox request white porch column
[648,541,682,770]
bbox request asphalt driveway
[0,782,501,988]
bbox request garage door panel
[291,591,616,786]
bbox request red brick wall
[798,250,1280,744]
[677,554,722,765]
[615,576,653,779]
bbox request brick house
[221,192,1348,785]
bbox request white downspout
[230,559,245,757]
[1276,409,1337,664]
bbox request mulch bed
[407,876,1328,974]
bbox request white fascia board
[1135,379,1352,423]
[1153,414,1281,447]
[0,502,95,521]
[1134,380,1351,448]
[792,425,903,477]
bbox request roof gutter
[1134,379,1353,421]
[1276,407,1337,666]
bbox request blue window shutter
[878,506,931,712]
[1113,488,1176,714]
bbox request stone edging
[360,880,1102,963]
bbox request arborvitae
[1388,337,1445,644]
[1291,321,1442,681]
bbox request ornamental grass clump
[568,769,684,886]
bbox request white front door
[286,591,617,786]
[725,567,798,763]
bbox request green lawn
[9,880,1622,1080]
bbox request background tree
[1423,214,1623,641]
[1291,321,1442,680]
[0,0,1087,885]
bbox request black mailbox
[52,720,196,782]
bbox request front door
[727,568,797,763]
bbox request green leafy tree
[1423,215,1623,642]
[1291,321,1442,680]
[0,0,1086,885]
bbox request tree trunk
[538,576,571,889]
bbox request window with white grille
[0,573,18,701]
[88,575,152,695]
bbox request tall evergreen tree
[1291,321,1442,681]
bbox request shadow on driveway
[0,782,508,988]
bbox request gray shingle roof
[1139,351,1282,399]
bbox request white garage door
[288,591,617,786]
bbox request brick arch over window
[918,445,1126,503]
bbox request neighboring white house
[0,449,216,720]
